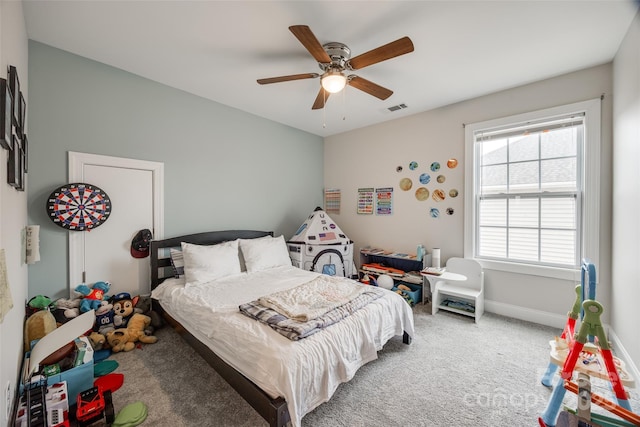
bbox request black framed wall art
[19,92,25,138]
[22,134,28,173]
[7,135,22,189]
[0,78,11,150]
[8,66,19,128]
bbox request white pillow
[181,240,241,286]
[239,235,292,273]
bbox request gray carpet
[107,304,639,426]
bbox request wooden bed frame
[150,230,411,427]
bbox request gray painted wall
[27,41,324,298]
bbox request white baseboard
[608,327,640,388]
[486,299,640,386]
[485,299,567,329]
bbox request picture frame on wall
[0,78,11,150]
[22,134,28,173]
[7,135,21,188]
[8,66,19,130]
[17,144,25,191]
[19,91,26,137]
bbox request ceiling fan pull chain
[342,87,347,121]
[323,89,327,128]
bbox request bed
[150,230,415,427]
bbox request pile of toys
[19,280,163,426]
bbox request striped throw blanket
[239,282,385,341]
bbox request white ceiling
[22,1,638,137]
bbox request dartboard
[46,183,112,231]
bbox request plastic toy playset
[538,260,639,427]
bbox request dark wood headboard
[150,230,273,289]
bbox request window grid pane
[508,161,540,192]
[508,134,539,162]
[541,157,577,191]
[540,229,576,265]
[508,228,539,262]
[479,199,506,226]
[541,198,576,229]
[478,227,506,258]
[480,164,507,194]
[508,198,539,228]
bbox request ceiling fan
[257,25,414,110]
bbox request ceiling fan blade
[257,73,319,85]
[348,76,393,100]
[289,25,332,64]
[312,87,330,110]
[348,36,414,70]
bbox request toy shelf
[359,248,427,304]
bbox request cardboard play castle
[288,208,356,278]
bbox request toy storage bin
[46,358,93,403]
[21,353,94,406]
[391,282,422,305]
[20,310,97,406]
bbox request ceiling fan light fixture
[321,70,347,94]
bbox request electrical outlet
[5,381,11,421]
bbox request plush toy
[106,329,135,353]
[55,297,82,319]
[24,309,57,352]
[133,295,163,334]
[27,295,54,314]
[75,281,111,313]
[134,295,151,315]
[88,331,107,351]
[111,292,139,328]
[94,300,116,335]
[106,314,157,353]
[126,313,158,346]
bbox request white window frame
[464,99,600,280]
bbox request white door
[68,152,164,297]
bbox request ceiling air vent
[387,103,407,112]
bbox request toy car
[75,386,114,426]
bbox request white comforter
[151,266,415,427]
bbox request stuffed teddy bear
[75,281,111,313]
[111,292,139,328]
[106,313,157,353]
[106,328,135,353]
[126,313,158,346]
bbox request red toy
[75,386,114,426]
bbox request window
[464,100,600,279]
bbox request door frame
[68,151,164,291]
